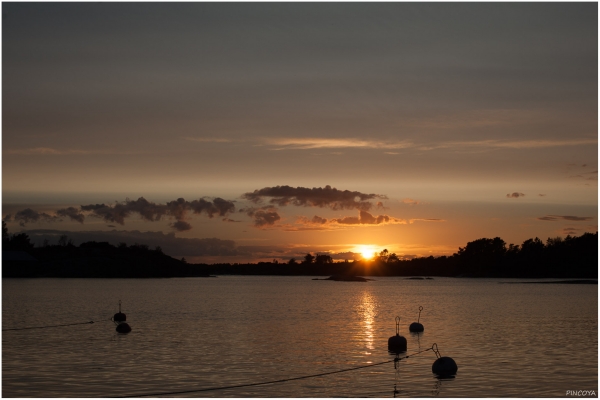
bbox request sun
[356,245,377,260]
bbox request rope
[116,347,433,398]
[2,320,105,331]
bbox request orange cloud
[264,137,413,150]
[402,198,421,205]
[408,218,445,224]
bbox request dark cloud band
[537,215,593,222]
[242,185,387,211]
[8,196,236,231]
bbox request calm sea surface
[2,277,597,397]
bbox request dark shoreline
[3,232,597,279]
[499,279,597,284]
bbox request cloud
[537,215,593,222]
[576,169,598,181]
[283,216,333,231]
[240,206,282,227]
[402,198,420,206]
[80,204,107,211]
[253,209,281,227]
[83,202,138,225]
[14,208,59,226]
[408,218,445,223]
[294,210,413,229]
[171,221,192,231]
[310,215,328,224]
[566,164,598,180]
[538,194,547,197]
[239,206,267,216]
[82,197,235,226]
[188,197,236,218]
[376,201,388,210]
[424,138,598,151]
[264,138,413,150]
[12,196,236,229]
[294,216,328,225]
[56,207,85,223]
[242,185,386,211]
[332,210,404,225]
[537,216,556,221]
[506,192,525,198]
[261,137,597,153]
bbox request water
[2,277,597,397]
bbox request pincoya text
[566,390,596,397]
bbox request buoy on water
[431,343,457,376]
[112,300,131,334]
[409,306,424,332]
[113,300,126,322]
[116,322,132,333]
[388,316,407,353]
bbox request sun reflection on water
[356,290,378,352]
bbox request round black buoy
[112,300,131,333]
[113,300,126,322]
[116,322,131,334]
[431,343,457,376]
[388,316,407,353]
[409,306,424,332]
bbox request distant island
[2,222,597,279]
[312,275,373,282]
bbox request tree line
[2,222,198,278]
[196,232,598,278]
[280,233,597,278]
[2,221,597,278]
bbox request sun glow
[356,245,377,260]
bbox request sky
[2,2,597,263]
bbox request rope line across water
[115,348,433,398]
[2,320,108,331]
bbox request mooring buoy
[112,300,131,334]
[113,300,126,323]
[116,322,131,333]
[431,343,457,376]
[409,306,424,332]
[388,316,407,353]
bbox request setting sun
[356,245,377,260]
